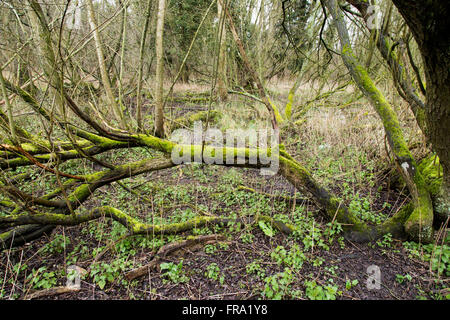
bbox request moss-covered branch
[170,110,221,131]
[345,0,426,132]
[1,124,420,246]
[323,0,433,242]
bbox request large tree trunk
[425,51,450,222]
[392,0,450,220]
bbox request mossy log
[170,110,221,131]
[0,206,293,250]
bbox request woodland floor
[0,87,448,300]
[0,164,446,300]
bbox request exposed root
[125,234,225,281]
[237,185,306,204]
[25,286,80,300]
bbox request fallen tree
[0,119,425,249]
[1,0,446,252]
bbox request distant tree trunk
[136,0,153,132]
[118,1,128,110]
[392,0,450,220]
[0,69,17,144]
[154,0,166,138]
[217,0,228,102]
[27,0,64,113]
[86,0,125,128]
[257,0,265,85]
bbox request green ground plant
[160,260,189,284]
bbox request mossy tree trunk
[345,0,427,133]
[323,0,434,242]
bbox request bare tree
[154,0,166,137]
[87,0,125,128]
[136,0,154,132]
[217,0,228,102]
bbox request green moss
[256,215,297,234]
[188,110,220,123]
[171,110,222,131]
[135,134,175,154]
[418,154,443,196]
[0,200,15,208]
[285,93,294,120]
[266,97,284,124]
[67,184,92,204]
[404,206,434,243]
[75,129,128,148]
[148,216,220,235]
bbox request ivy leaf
[258,220,275,237]
[98,279,106,289]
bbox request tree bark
[86,0,125,128]
[345,0,427,133]
[154,0,167,138]
[217,0,228,102]
[136,0,153,132]
[391,0,450,220]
